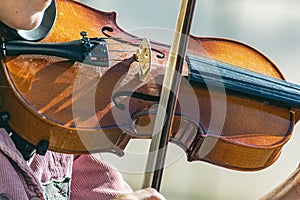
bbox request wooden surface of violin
[1,0,300,199]
[1,0,299,167]
[0,0,295,171]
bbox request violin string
[96,37,237,68]
[105,36,237,65]
[104,37,202,58]
[99,37,216,59]
[108,59,134,63]
[105,37,169,48]
[108,50,136,53]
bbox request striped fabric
[0,129,132,199]
[70,154,132,200]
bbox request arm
[0,128,45,200]
[0,151,30,200]
[70,154,133,200]
[71,154,165,200]
[259,164,300,200]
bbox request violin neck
[186,54,300,110]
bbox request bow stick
[142,0,197,191]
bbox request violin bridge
[135,37,151,82]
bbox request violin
[0,0,299,173]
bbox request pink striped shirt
[0,128,132,200]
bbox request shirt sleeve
[70,154,133,200]
[0,152,29,200]
[0,129,45,200]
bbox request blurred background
[78,0,300,199]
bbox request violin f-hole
[101,26,114,38]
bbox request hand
[114,188,166,200]
[259,164,300,200]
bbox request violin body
[0,0,298,170]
